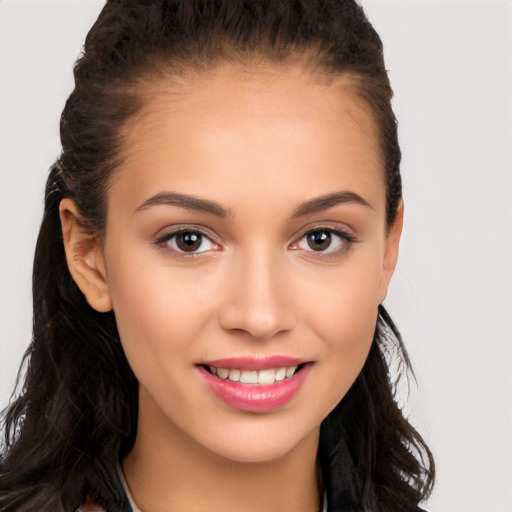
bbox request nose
[217,250,297,340]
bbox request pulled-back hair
[0,1,434,511]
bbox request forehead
[124,63,380,149]
[114,63,385,214]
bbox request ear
[59,198,113,312]
[378,201,404,303]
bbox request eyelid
[291,222,357,242]
[152,222,357,259]
[153,225,222,256]
[289,223,358,258]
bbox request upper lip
[199,355,309,371]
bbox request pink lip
[201,355,306,371]
[197,362,312,413]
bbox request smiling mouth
[201,363,308,385]
[198,360,313,412]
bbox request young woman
[0,1,434,511]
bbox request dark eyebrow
[291,191,373,218]
[136,191,232,218]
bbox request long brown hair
[0,1,434,511]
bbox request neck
[122,390,322,512]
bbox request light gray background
[1,1,511,510]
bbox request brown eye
[175,231,204,252]
[155,228,218,256]
[158,230,214,254]
[306,230,332,251]
[293,228,355,256]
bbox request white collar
[119,466,143,512]
[119,466,328,512]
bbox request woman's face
[90,65,401,463]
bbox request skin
[60,63,402,512]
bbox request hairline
[98,57,389,240]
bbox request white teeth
[285,366,298,378]
[216,368,229,379]
[257,369,275,385]
[209,364,301,384]
[275,367,286,381]
[240,370,258,384]
[228,369,240,382]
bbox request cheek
[298,252,383,404]
[317,282,379,349]
[310,281,378,372]
[303,253,382,344]
[105,244,218,371]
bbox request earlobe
[59,198,113,313]
[378,201,404,303]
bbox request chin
[218,444,291,464]
[200,422,320,464]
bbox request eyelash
[154,227,220,258]
[154,225,357,260]
[291,227,357,259]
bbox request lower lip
[197,364,312,413]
